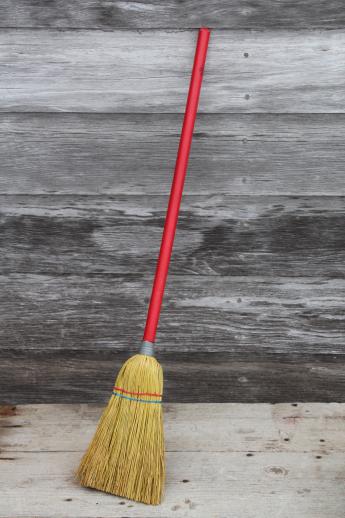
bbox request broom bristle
[77,354,164,505]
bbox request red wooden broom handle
[143,28,211,343]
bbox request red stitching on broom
[113,386,162,398]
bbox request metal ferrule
[140,341,154,356]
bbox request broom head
[77,353,164,505]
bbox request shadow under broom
[77,27,211,505]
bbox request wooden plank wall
[1,2,345,403]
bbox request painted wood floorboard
[0,403,344,517]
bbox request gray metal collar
[140,340,154,356]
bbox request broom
[77,27,211,505]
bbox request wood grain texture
[2,1,345,29]
[2,113,345,194]
[3,403,345,453]
[2,451,343,517]
[1,1,344,409]
[2,30,345,113]
[1,349,344,403]
[1,274,344,354]
[1,404,344,517]
[0,270,344,403]
[1,195,345,277]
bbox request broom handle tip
[143,28,210,344]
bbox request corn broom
[77,27,211,505]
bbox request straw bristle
[77,354,164,505]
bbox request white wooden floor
[1,403,344,517]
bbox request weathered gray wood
[3,403,345,453]
[2,451,344,517]
[2,113,345,194]
[0,271,344,403]
[1,195,345,277]
[1,349,345,403]
[2,1,345,29]
[2,30,345,113]
[1,274,344,354]
[1,8,344,409]
[1,404,344,517]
